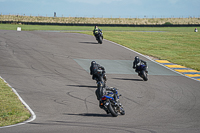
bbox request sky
[0,0,199,18]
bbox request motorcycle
[137,62,148,81]
[100,88,125,117]
[95,69,106,100]
[96,30,103,44]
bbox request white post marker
[17,27,21,31]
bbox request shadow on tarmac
[67,85,97,88]
[65,113,111,117]
[112,78,143,81]
[79,42,98,44]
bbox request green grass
[0,78,31,127]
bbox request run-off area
[74,59,180,76]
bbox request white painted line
[0,76,36,128]
[105,39,200,82]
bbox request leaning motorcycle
[95,69,106,100]
[100,88,125,117]
[137,62,148,81]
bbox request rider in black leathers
[133,56,147,73]
[90,61,106,82]
[90,61,110,113]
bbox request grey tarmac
[0,30,200,133]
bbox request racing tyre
[98,36,102,44]
[142,70,148,81]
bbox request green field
[0,24,200,126]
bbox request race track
[0,30,200,133]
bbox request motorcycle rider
[90,61,110,112]
[90,61,106,82]
[90,61,107,101]
[133,56,147,73]
[93,26,103,40]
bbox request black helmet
[135,56,140,63]
[91,61,96,65]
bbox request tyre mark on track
[84,94,94,113]
[123,96,141,105]
[67,91,96,105]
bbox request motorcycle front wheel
[142,70,148,81]
[98,36,102,44]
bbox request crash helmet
[94,26,98,29]
[91,61,96,65]
[135,56,140,63]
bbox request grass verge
[0,78,31,127]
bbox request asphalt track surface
[0,30,200,133]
